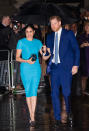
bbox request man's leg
[50,71,61,120]
[61,72,72,115]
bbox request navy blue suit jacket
[46,28,80,72]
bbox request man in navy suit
[45,16,80,125]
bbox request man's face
[5,16,11,26]
[50,18,61,32]
[71,24,77,34]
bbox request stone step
[0,4,16,16]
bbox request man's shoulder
[62,28,72,34]
[47,32,54,38]
[63,29,75,37]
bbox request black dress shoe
[31,121,36,127]
[67,113,74,127]
[29,121,36,127]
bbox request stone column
[84,0,89,8]
[14,0,29,8]
[0,0,16,16]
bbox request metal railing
[0,49,47,93]
[0,50,11,89]
[11,49,22,89]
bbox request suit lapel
[59,29,66,58]
[51,32,55,54]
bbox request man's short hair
[49,16,61,22]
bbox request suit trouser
[50,63,72,120]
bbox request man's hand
[72,66,78,75]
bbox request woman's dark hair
[25,24,35,31]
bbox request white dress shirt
[52,27,62,63]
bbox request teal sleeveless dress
[16,38,42,97]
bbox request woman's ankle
[30,116,35,121]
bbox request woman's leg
[81,76,88,94]
[61,97,67,124]
[26,96,37,121]
[26,97,32,120]
[62,97,66,111]
[30,96,37,121]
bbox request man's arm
[69,31,80,75]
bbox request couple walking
[16,16,80,127]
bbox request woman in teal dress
[16,24,51,127]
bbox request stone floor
[0,86,89,131]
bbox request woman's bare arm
[16,49,35,64]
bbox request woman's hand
[42,45,47,54]
[40,46,51,61]
[42,45,51,55]
[27,58,36,64]
[16,50,36,64]
[80,42,89,48]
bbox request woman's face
[25,27,35,39]
[84,23,89,33]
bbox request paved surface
[0,82,89,131]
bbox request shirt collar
[75,32,77,37]
[55,27,62,35]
